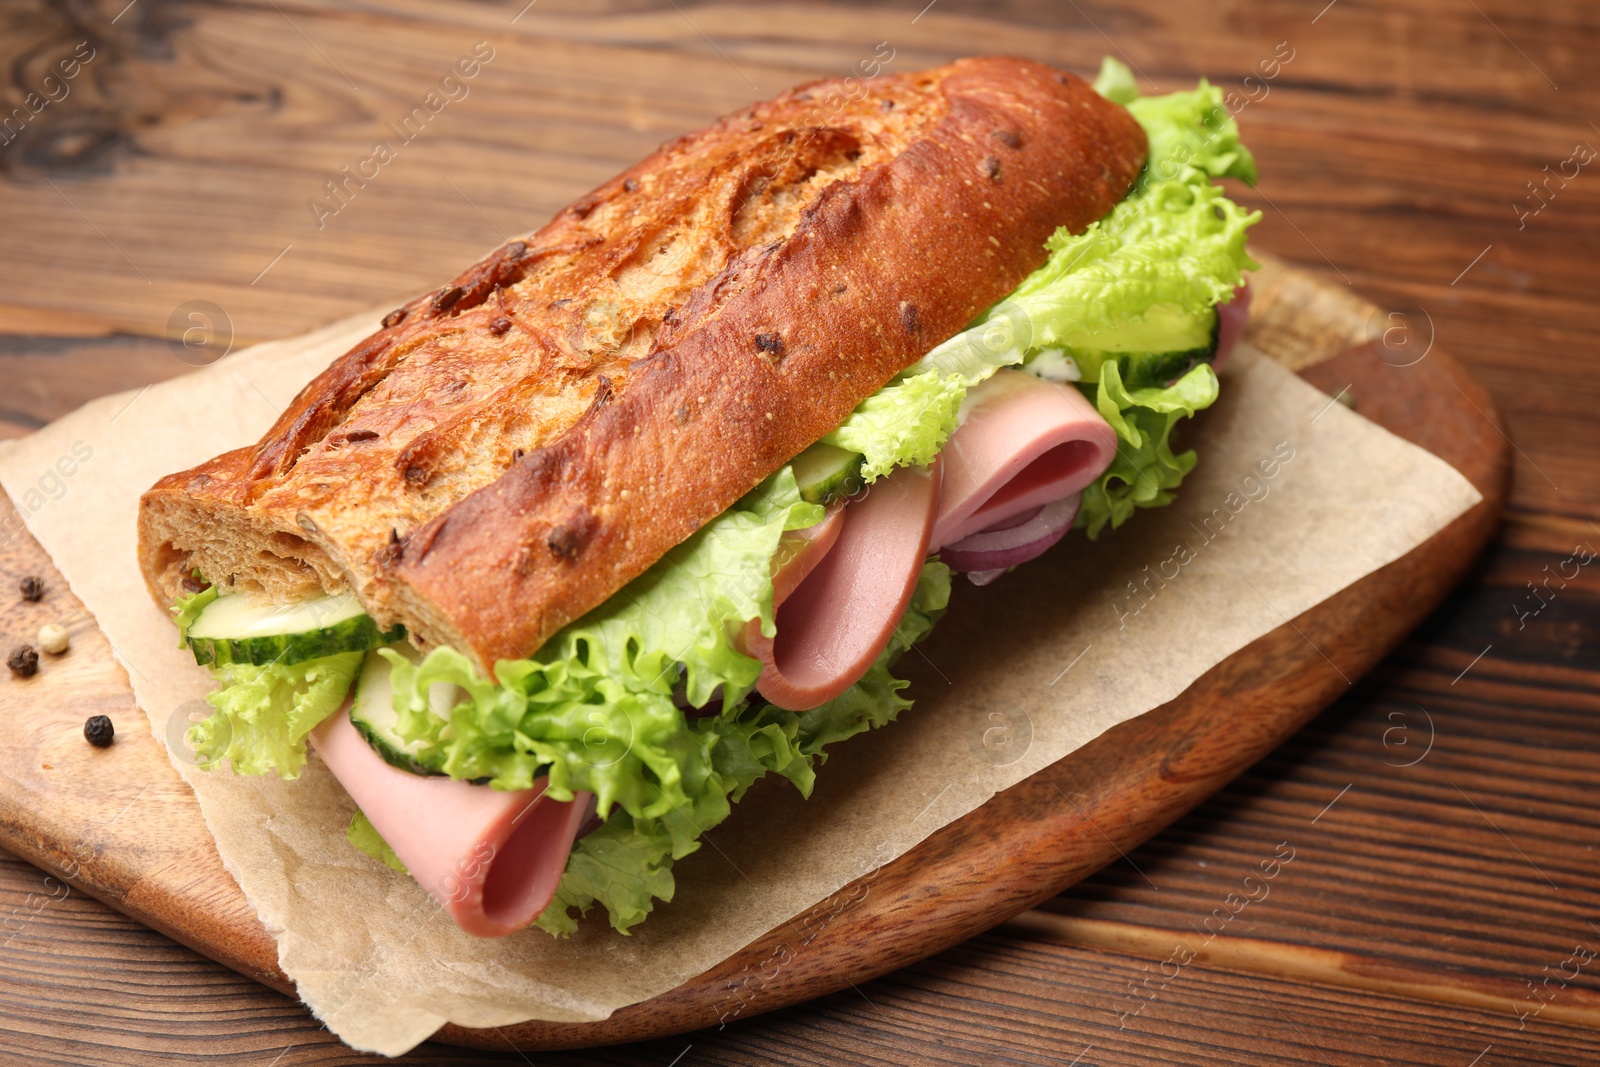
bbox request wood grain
[1,0,1592,1061]
[0,0,1593,523]
[12,846,1599,1066]
[1022,506,1600,1024]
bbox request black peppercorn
[84,715,114,748]
[19,576,44,602]
[8,645,39,677]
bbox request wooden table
[1,1,1594,1063]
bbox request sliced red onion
[939,494,1080,574]
[671,679,724,719]
[1213,283,1251,371]
[973,504,1042,534]
[965,567,1008,587]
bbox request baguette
[138,55,1145,671]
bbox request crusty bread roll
[139,56,1145,671]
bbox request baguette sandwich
[138,56,1259,937]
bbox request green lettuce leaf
[1118,63,1258,188]
[1080,361,1220,538]
[935,57,1258,538]
[536,560,950,935]
[188,651,362,778]
[380,468,823,813]
[823,371,966,482]
[855,59,1256,501]
[1001,173,1257,354]
[171,583,218,645]
[1092,54,1139,105]
[348,809,407,873]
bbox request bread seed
[547,524,582,560]
[900,302,920,334]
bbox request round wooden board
[0,255,1507,1052]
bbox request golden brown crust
[138,56,1145,670]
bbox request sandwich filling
[169,59,1258,937]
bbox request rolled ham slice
[312,710,591,938]
[931,368,1117,550]
[746,461,939,711]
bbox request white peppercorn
[38,623,69,655]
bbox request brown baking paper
[0,310,1481,1056]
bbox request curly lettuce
[830,58,1257,510]
[375,453,948,933]
[1081,361,1220,537]
[379,468,822,803]
[914,57,1259,538]
[536,561,950,935]
[348,809,407,873]
[171,583,218,643]
[187,651,362,778]
[824,371,967,482]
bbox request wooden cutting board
[0,254,1506,1051]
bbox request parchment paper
[0,313,1481,1056]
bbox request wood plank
[1023,506,1600,1029]
[5,851,1593,1066]
[0,335,191,440]
[0,0,1587,520]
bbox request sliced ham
[931,368,1117,551]
[769,503,846,603]
[311,709,591,938]
[746,461,939,711]
[1213,282,1251,371]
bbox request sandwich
[137,55,1258,937]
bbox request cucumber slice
[791,441,864,506]
[185,590,405,667]
[1117,347,1215,390]
[1054,344,1214,391]
[349,646,452,776]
